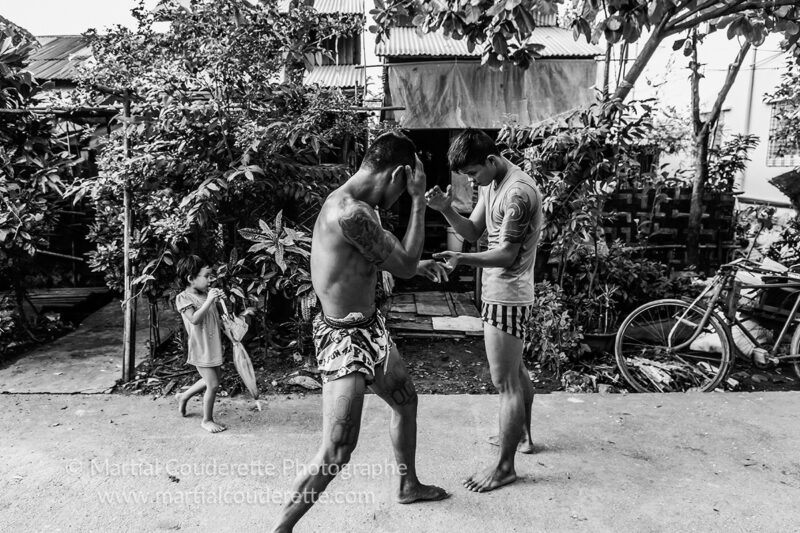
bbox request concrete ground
[2,391,800,532]
[0,300,179,394]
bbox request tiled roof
[304,64,364,87]
[376,26,602,58]
[27,35,91,81]
[278,0,364,14]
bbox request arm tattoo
[339,208,394,264]
[499,187,533,244]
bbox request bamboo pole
[122,92,137,382]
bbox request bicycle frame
[667,274,725,351]
[667,258,800,360]
[730,279,800,361]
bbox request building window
[310,34,361,66]
[767,102,800,167]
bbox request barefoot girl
[174,255,227,433]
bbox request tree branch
[704,40,752,136]
[668,0,726,30]
[690,29,702,136]
[667,0,800,36]
[611,6,677,102]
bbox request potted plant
[561,241,689,354]
[578,283,620,353]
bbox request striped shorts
[481,302,534,341]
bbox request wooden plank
[414,291,451,316]
[390,320,434,332]
[444,292,457,316]
[390,302,417,313]
[452,292,479,317]
[395,332,465,339]
[392,294,415,305]
[431,316,483,333]
[387,312,418,322]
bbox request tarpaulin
[387,60,598,129]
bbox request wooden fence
[603,187,738,269]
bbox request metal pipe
[740,47,757,192]
[772,291,800,352]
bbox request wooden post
[122,92,137,382]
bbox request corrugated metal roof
[313,0,363,13]
[304,64,364,87]
[277,0,363,14]
[376,26,602,58]
[534,13,558,26]
[26,35,91,81]
[36,36,60,46]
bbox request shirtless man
[427,129,543,493]
[270,132,449,533]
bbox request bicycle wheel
[790,324,800,380]
[615,299,733,392]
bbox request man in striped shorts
[427,129,543,493]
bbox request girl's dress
[175,290,223,368]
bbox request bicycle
[614,257,800,393]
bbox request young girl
[174,255,227,433]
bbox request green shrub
[527,281,584,373]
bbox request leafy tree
[372,0,800,98]
[678,27,751,264]
[372,0,800,267]
[68,0,366,346]
[500,98,653,287]
[0,24,74,338]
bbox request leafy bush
[64,0,367,353]
[0,296,16,356]
[500,99,655,277]
[231,211,316,321]
[526,281,584,373]
[767,214,800,266]
[560,241,692,332]
[707,134,759,193]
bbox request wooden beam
[122,93,137,383]
[34,250,85,262]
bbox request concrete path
[2,392,799,532]
[0,299,179,394]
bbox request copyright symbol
[66,460,82,475]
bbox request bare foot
[201,420,227,433]
[397,482,450,504]
[177,393,188,417]
[487,434,536,454]
[462,465,517,493]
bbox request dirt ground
[5,392,800,532]
[116,332,800,400]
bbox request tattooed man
[426,129,543,493]
[270,132,449,533]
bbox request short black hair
[360,131,417,173]
[176,254,210,285]
[448,129,500,171]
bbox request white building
[609,30,798,207]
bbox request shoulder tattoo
[500,187,534,244]
[339,208,394,264]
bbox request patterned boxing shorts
[481,302,533,341]
[313,310,392,385]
